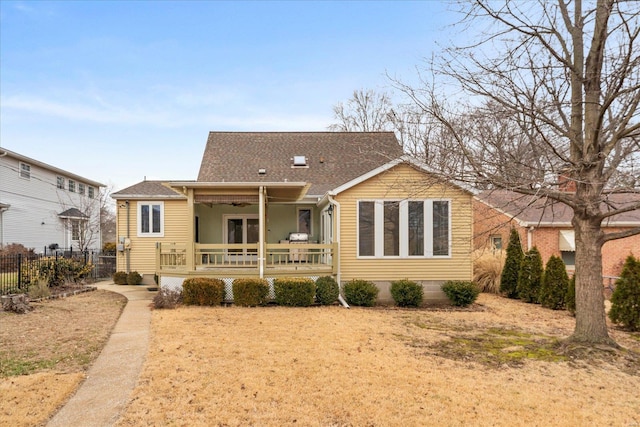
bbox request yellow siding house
[112,132,475,304]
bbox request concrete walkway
[48,282,156,427]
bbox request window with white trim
[78,183,85,195]
[57,176,65,189]
[137,201,164,237]
[19,162,31,179]
[68,180,76,192]
[358,199,451,258]
[88,186,95,199]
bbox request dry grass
[0,290,127,427]
[473,249,505,293]
[118,295,640,426]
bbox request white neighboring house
[0,148,104,253]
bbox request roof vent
[292,155,307,167]
[258,168,266,175]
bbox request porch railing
[157,242,337,275]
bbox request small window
[71,220,81,241]
[78,183,85,195]
[138,202,164,237]
[68,180,76,192]
[19,162,31,179]
[88,187,95,199]
[57,176,65,189]
[490,235,503,251]
[561,251,575,266]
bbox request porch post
[186,188,195,271]
[258,186,265,278]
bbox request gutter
[328,193,349,309]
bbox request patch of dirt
[0,290,127,427]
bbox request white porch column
[186,188,195,271]
[258,186,265,278]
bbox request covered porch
[157,180,337,280]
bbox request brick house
[473,189,640,278]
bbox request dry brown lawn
[118,294,640,427]
[0,290,127,427]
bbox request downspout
[259,186,265,279]
[527,226,534,251]
[126,200,130,273]
[328,194,349,308]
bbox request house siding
[336,163,473,302]
[116,199,189,280]
[473,199,640,278]
[0,152,102,251]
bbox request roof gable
[196,132,404,195]
[111,181,186,199]
[329,155,478,197]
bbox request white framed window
[19,162,31,179]
[78,183,85,195]
[357,199,451,258]
[137,201,164,237]
[57,176,65,189]
[71,220,81,241]
[490,235,503,251]
[68,180,76,192]
[297,208,312,235]
[88,186,95,199]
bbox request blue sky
[1,1,459,193]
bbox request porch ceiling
[169,181,311,202]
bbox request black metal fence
[0,249,116,295]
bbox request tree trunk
[569,215,616,346]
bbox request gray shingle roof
[477,189,640,225]
[111,181,186,198]
[196,132,404,195]
[58,208,88,219]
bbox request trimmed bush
[153,287,183,309]
[274,278,315,307]
[566,274,576,316]
[343,279,379,307]
[609,255,640,331]
[127,271,143,285]
[315,276,340,305]
[540,255,569,310]
[500,228,524,298]
[441,280,480,307]
[390,279,424,307]
[182,277,225,306]
[232,278,269,307]
[516,247,543,303]
[113,271,128,285]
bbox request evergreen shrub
[608,255,640,331]
[441,280,480,307]
[540,255,569,310]
[274,278,315,306]
[343,279,379,307]
[516,247,543,303]
[182,277,225,306]
[126,271,143,285]
[315,276,339,305]
[232,278,269,307]
[390,279,424,307]
[500,228,524,298]
[113,271,128,285]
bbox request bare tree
[328,89,395,132]
[393,0,640,346]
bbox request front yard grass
[0,290,126,426]
[117,294,640,426]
